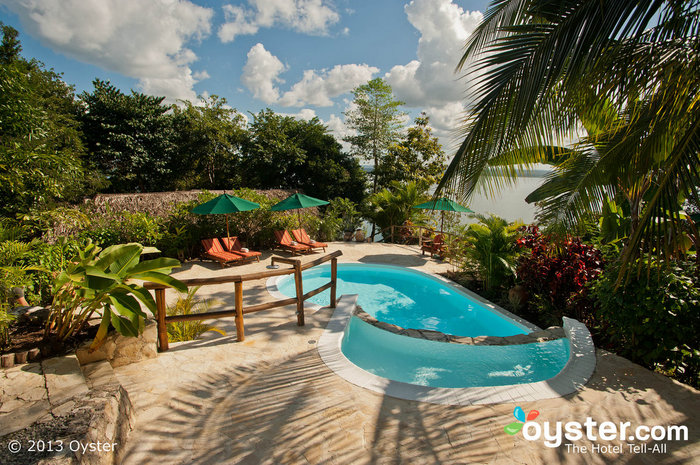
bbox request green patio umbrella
[191,193,260,240]
[270,193,329,229]
[413,197,473,233]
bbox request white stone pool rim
[267,263,596,405]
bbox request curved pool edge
[317,294,596,405]
[266,262,541,333]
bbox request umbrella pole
[226,215,230,242]
[441,211,445,235]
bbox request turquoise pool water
[276,263,530,337]
[342,318,569,387]
[275,263,570,388]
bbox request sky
[0,0,489,153]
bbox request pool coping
[317,295,596,405]
[266,262,540,332]
[266,263,596,405]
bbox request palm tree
[439,0,699,277]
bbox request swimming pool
[275,263,532,337]
[274,263,573,390]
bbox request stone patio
[44,243,700,463]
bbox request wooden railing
[145,250,342,352]
[379,224,459,245]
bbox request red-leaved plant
[516,226,604,326]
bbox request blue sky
[0,0,489,151]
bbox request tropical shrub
[457,214,522,293]
[591,260,700,388]
[0,304,16,347]
[365,181,429,235]
[47,242,186,350]
[166,286,225,342]
[81,209,164,247]
[516,227,604,326]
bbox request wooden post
[155,288,168,352]
[330,257,337,308]
[390,225,395,243]
[419,227,423,247]
[235,281,245,341]
[294,261,304,326]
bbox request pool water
[275,263,571,388]
[342,318,569,388]
[276,263,529,337]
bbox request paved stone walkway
[114,243,699,464]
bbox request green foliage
[170,95,247,189]
[376,113,447,188]
[365,181,429,233]
[79,79,176,192]
[440,0,700,279]
[591,260,700,388]
[79,209,163,248]
[0,26,88,215]
[320,197,361,240]
[0,304,16,347]
[166,286,226,342]
[344,78,406,193]
[240,110,367,203]
[48,242,186,349]
[457,214,522,292]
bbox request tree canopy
[0,23,88,216]
[440,0,700,273]
[79,79,176,193]
[344,78,406,194]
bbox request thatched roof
[86,189,297,217]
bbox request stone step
[41,354,90,416]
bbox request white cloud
[241,43,287,103]
[2,0,213,102]
[218,0,339,42]
[385,0,482,107]
[278,64,379,107]
[241,45,377,107]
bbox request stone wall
[76,320,158,368]
[353,306,565,345]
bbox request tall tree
[0,24,88,216]
[344,78,406,194]
[170,95,247,189]
[375,113,447,189]
[79,79,176,192]
[240,110,367,203]
[439,0,699,276]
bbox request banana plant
[47,241,187,351]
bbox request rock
[76,320,157,368]
[10,306,51,324]
[418,329,449,342]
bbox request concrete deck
[115,242,699,464]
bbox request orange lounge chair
[201,238,245,267]
[421,234,445,257]
[221,236,261,262]
[273,230,312,255]
[291,229,327,253]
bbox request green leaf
[109,293,147,319]
[132,271,187,293]
[504,422,523,435]
[110,311,139,338]
[128,257,181,275]
[120,284,157,315]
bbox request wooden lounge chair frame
[273,230,312,256]
[291,228,327,253]
[421,234,445,257]
[201,238,246,267]
[221,236,261,262]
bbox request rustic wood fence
[145,250,342,352]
